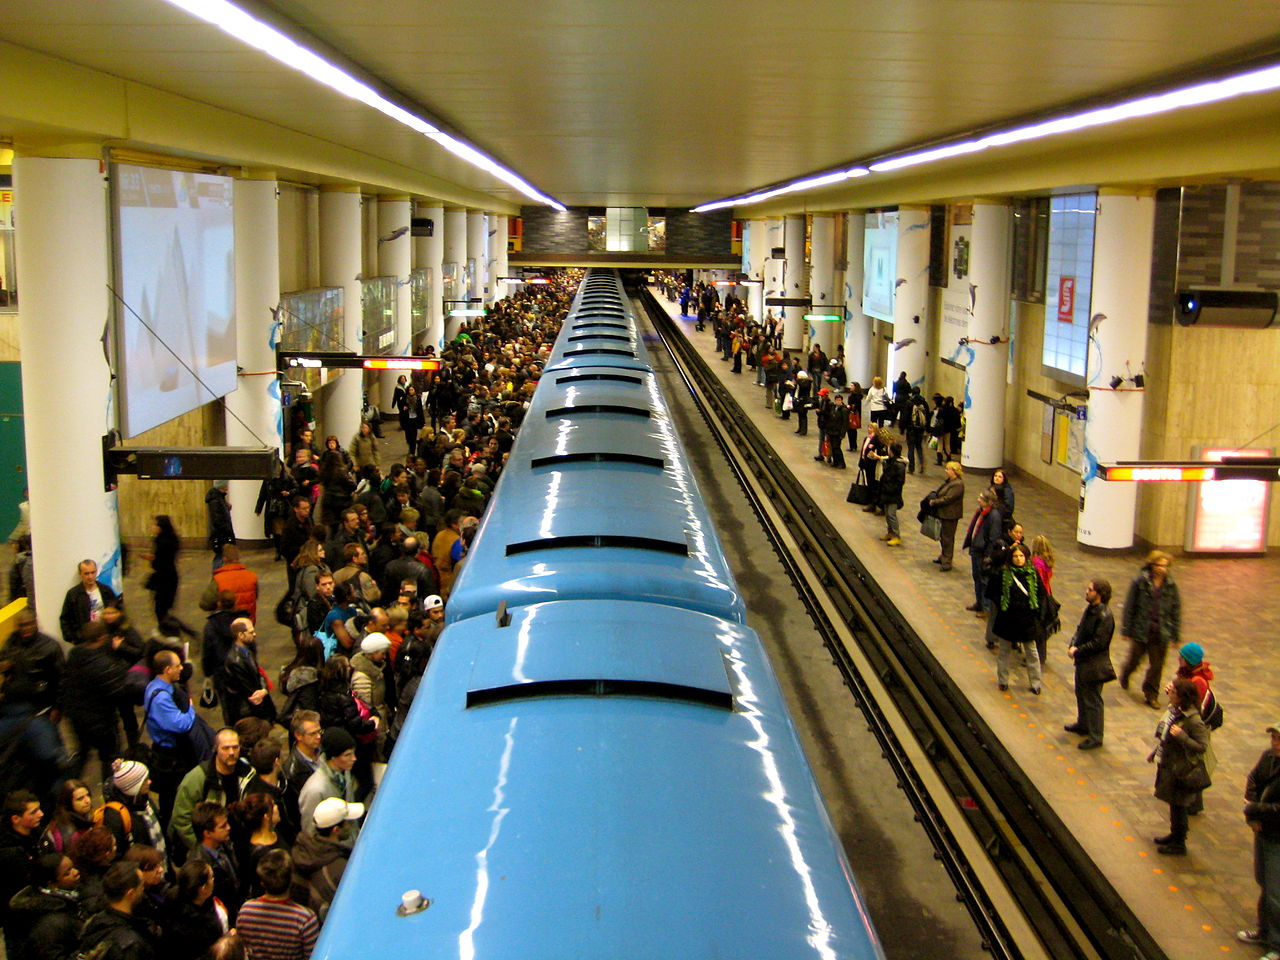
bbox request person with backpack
[906,387,930,474]
[95,761,166,867]
[143,651,200,828]
[170,729,254,858]
[1175,641,1221,815]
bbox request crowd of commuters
[0,274,577,959]
[660,271,1276,958]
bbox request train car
[312,270,885,960]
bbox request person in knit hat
[98,759,166,865]
[296,729,361,839]
[1174,642,1214,708]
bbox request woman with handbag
[857,424,886,514]
[1147,677,1212,855]
[926,462,965,571]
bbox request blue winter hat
[1179,642,1204,666]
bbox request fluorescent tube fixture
[694,60,1280,210]
[159,0,565,210]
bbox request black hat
[321,727,357,758]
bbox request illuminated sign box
[1185,446,1271,554]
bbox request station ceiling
[2,0,1280,211]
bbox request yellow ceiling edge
[744,88,1280,216]
[0,40,518,215]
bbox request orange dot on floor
[1089,794,1097,799]
[1138,852,1148,858]
[1037,733,1046,739]
[1168,885,1178,892]
[1112,821,1122,827]
[1020,713,1028,718]
[1077,780,1086,786]
[1184,905,1194,911]
[1151,866,1161,872]
[1202,924,1212,931]
[1067,767,1076,773]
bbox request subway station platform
[651,290,1280,958]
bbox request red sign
[1058,277,1075,322]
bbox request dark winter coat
[76,907,157,960]
[1245,751,1280,840]
[927,477,965,521]
[2,630,64,712]
[985,565,1051,646]
[1071,602,1116,684]
[59,644,128,727]
[877,457,906,509]
[7,885,85,960]
[205,487,235,549]
[1122,570,1181,645]
[1153,708,1210,806]
[58,581,120,646]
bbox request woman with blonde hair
[866,375,891,426]
[925,461,965,571]
[290,539,331,601]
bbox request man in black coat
[75,862,157,960]
[206,479,236,569]
[58,558,119,644]
[1242,725,1280,954]
[381,537,438,600]
[0,789,44,957]
[1065,578,1116,750]
[60,621,129,777]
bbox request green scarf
[1000,565,1039,612]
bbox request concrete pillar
[782,214,807,352]
[318,186,363,444]
[377,196,412,408]
[467,210,487,303]
[1078,192,1155,549]
[763,218,784,332]
[227,175,282,535]
[843,212,873,387]
[491,215,509,304]
[961,202,1012,470]
[443,209,468,340]
[13,152,122,627]
[890,205,931,388]
[415,202,445,349]
[809,214,837,355]
[745,219,766,323]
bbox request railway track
[635,284,1168,960]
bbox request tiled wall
[1176,181,1280,290]
[520,207,733,259]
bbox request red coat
[212,563,259,623]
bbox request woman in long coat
[1147,677,1211,856]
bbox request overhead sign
[278,351,441,372]
[1186,447,1272,554]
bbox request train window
[530,452,665,469]
[554,373,642,385]
[544,404,649,419]
[466,678,733,711]
[504,534,688,557]
[567,333,631,342]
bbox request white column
[443,209,468,340]
[1078,192,1155,549]
[782,214,807,352]
[377,196,412,408]
[13,153,122,628]
[890,205,931,387]
[745,219,766,323]
[227,176,282,536]
[415,202,445,349]
[763,218,784,331]
[843,212,873,387]
[491,215,509,303]
[467,210,487,304]
[962,202,1012,470]
[319,186,363,445]
[809,214,837,355]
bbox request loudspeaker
[1176,289,1278,328]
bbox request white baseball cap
[313,797,365,830]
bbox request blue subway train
[312,271,886,960]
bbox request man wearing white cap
[290,797,362,921]
[1240,722,1280,959]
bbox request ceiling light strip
[161,0,565,209]
[694,60,1280,212]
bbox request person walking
[1119,551,1182,709]
[1064,578,1115,750]
[1147,677,1211,855]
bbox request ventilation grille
[568,333,630,343]
[555,373,642,385]
[531,452,664,469]
[467,678,732,711]
[505,534,688,557]
[563,348,635,358]
[545,404,649,419]
[571,321,628,331]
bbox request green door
[0,362,26,537]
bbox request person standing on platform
[878,442,907,546]
[823,394,848,469]
[962,490,1004,615]
[985,543,1048,695]
[1147,677,1211,856]
[926,462,965,572]
[206,480,236,571]
[865,376,890,426]
[1065,578,1115,750]
[792,370,813,436]
[1240,723,1280,959]
[59,558,119,644]
[1119,551,1182,709]
[905,387,929,474]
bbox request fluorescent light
[695,60,1280,210]
[159,0,564,210]
[450,308,486,317]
